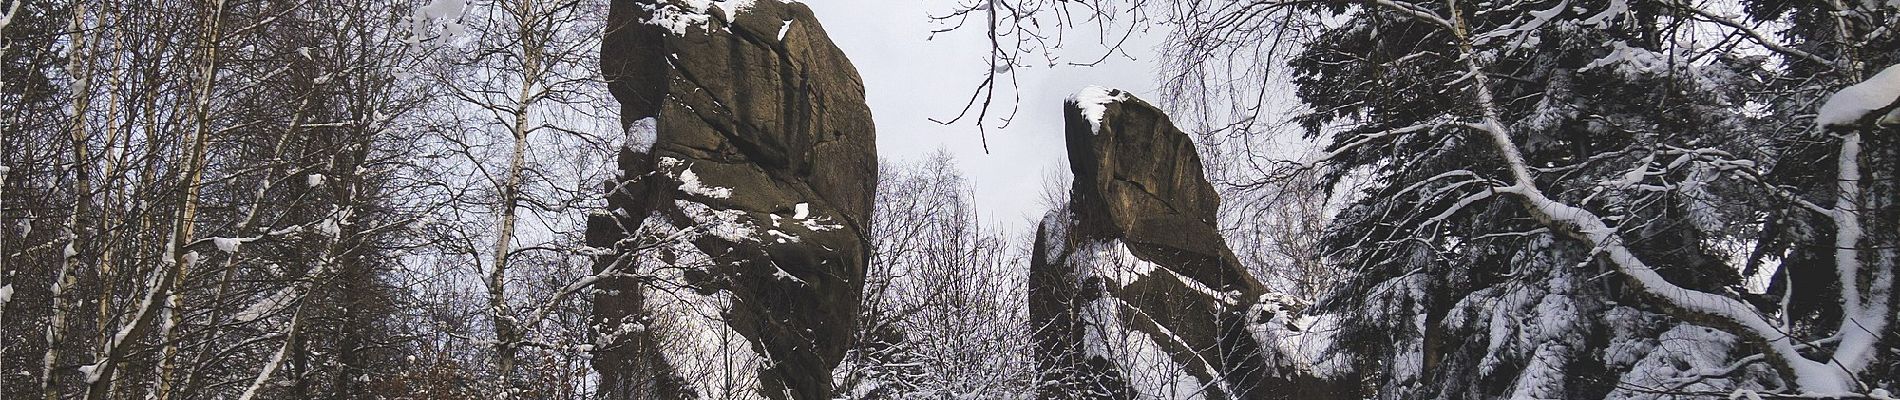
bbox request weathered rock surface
[1031,87,1356,399]
[589,1,876,398]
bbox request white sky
[802,1,1165,234]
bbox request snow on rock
[1249,294,1349,378]
[306,173,325,187]
[1816,63,1900,127]
[677,168,733,199]
[1037,207,1073,257]
[769,264,805,284]
[644,0,762,36]
[792,202,809,219]
[1071,240,1158,290]
[765,229,798,244]
[1067,86,1130,135]
[799,217,841,232]
[675,200,756,242]
[1081,295,1214,400]
[626,117,657,152]
[777,19,793,41]
[628,234,767,399]
[0,284,13,305]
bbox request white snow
[645,0,758,36]
[674,200,756,242]
[792,202,809,219]
[1607,325,1762,400]
[1581,41,1668,75]
[765,229,798,244]
[409,0,467,43]
[677,169,733,199]
[212,237,244,253]
[1081,295,1213,399]
[1038,208,1073,257]
[0,284,13,305]
[317,217,342,238]
[1072,240,1157,289]
[769,264,805,284]
[1815,63,1900,127]
[0,1,20,31]
[625,231,767,399]
[777,19,793,41]
[1249,294,1349,378]
[1068,86,1130,134]
[626,117,657,152]
[799,218,841,232]
[1582,0,1628,26]
[237,287,297,323]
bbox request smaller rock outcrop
[1031,87,1356,399]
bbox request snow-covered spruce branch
[1352,0,1888,393]
[1663,2,1846,72]
[1312,120,1448,166]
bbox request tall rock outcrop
[1031,87,1356,399]
[588,1,876,398]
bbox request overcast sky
[801,1,1165,234]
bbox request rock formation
[589,1,876,398]
[1030,87,1356,399]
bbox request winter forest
[0,0,1896,399]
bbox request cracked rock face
[1031,88,1354,399]
[589,1,875,399]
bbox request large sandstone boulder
[589,1,876,398]
[1031,87,1355,399]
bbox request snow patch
[1068,86,1130,134]
[1249,294,1349,378]
[1581,41,1668,76]
[406,0,467,47]
[1581,0,1628,26]
[236,287,297,323]
[677,169,733,199]
[624,231,767,399]
[792,202,809,219]
[777,19,793,41]
[1082,296,1214,399]
[1607,325,1767,399]
[212,237,244,253]
[769,264,805,284]
[675,200,756,242]
[1816,63,1900,127]
[306,173,325,187]
[644,0,760,36]
[626,117,657,153]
